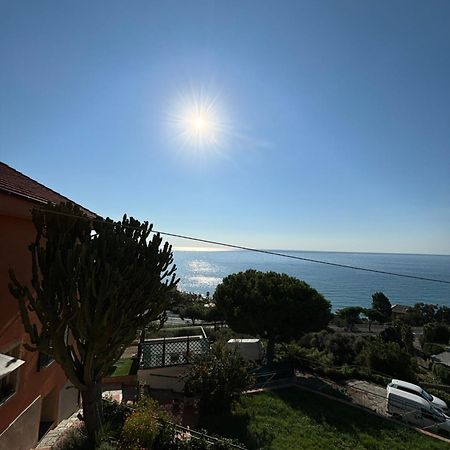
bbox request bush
[298,331,369,366]
[432,363,450,385]
[356,340,415,381]
[276,342,333,370]
[184,342,253,417]
[102,398,131,430]
[421,322,450,346]
[121,399,160,450]
[55,426,116,450]
[422,342,447,356]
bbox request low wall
[138,366,187,392]
[0,396,41,450]
[102,374,137,385]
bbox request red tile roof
[0,161,96,217]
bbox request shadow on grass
[200,407,252,448]
[272,387,397,436]
[295,376,351,402]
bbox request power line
[151,230,450,285]
[40,208,450,285]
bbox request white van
[387,386,450,437]
[388,379,448,412]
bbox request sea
[172,250,450,311]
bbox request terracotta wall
[0,194,69,435]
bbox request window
[0,345,23,405]
[37,352,54,371]
[421,389,433,402]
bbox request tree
[371,292,392,323]
[183,342,252,417]
[362,308,383,332]
[181,302,207,325]
[8,203,178,440]
[214,270,331,364]
[404,302,438,326]
[435,306,450,325]
[394,320,414,354]
[335,307,363,331]
[421,322,450,346]
[356,340,415,381]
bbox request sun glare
[168,88,228,152]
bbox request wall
[0,193,73,446]
[137,365,187,392]
[57,382,79,422]
[0,396,41,450]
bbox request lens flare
[168,87,229,153]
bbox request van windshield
[422,389,433,402]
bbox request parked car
[388,379,448,412]
[386,386,450,437]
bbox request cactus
[8,202,178,440]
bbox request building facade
[0,162,94,450]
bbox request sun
[168,88,228,152]
[194,116,205,130]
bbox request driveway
[345,379,388,416]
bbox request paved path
[35,409,82,449]
[345,379,388,416]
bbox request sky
[1,1,449,255]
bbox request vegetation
[379,321,414,354]
[107,358,136,377]
[168,289,224,326]
[298,330,368,366]
[207,388,449,450]
[400,303,450,326]
[335,306,363,331]
[356,340,415,380]
[371,292,392,323]
[432,363,450,385]
[122,399,160,450]
[362,308,383,332]
[420,322,450,346]
[422,342,447,356]
[214,270,331,364]
[8,202,178,440]
[184,342,253,418]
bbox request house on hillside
[391,304,412,321]
[137,327,210,393]
[0,162,96,450]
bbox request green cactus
[8,202,178,440]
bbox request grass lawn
[205,387,450,450]
[107,357,136,377]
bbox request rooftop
[0,161,96,217]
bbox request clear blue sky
[1,1,449,254]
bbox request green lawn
[107,357,136,377]
[206,387,450,450]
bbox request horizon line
[172,246,450,257]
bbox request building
[0,162,95,450]
[391,304,412,321]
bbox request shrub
[356,340,415,381]
[102,398,131,430]
[421,322,450,346]
[297,331,369,366]
[422,342,447,356]
[184,342,253,417]
[55,426,116,450]
[432,363,450,385]
[122,399,160,450]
